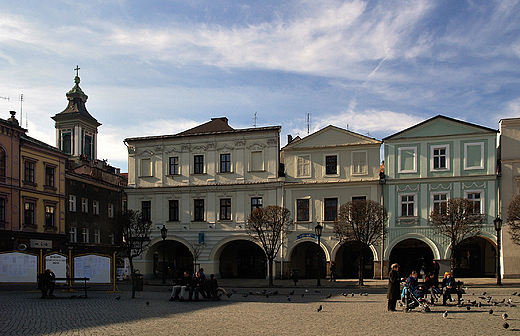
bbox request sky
[1,0,520,172]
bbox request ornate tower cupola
[52,66,101,163]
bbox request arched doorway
[453,237,496,277]
[290,242,326,279]
[389,238,434,278]
[152,240,193,279]
[335,242,374,279]
[219,240,266,278]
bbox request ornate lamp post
[315,223,323,287]
[161,225,168,284]
[494,217,503,285]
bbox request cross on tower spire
[75,65,81,77]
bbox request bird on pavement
[503,313,508,320]
[146,301,150,306]
[489,309,494,314]
[289,290,295,295]
[466,306,471,310]
[286,296,291,301]
[326,294,332,299]
[342,293,348,297]
[503,322,510,329]
[301,293,305,297]
[482,292,486,296]
[115,296,121,300]
[317,305,323,312]
[511,292,517,296]
[443,311,448,318]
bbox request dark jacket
[387,269,401,300]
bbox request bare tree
[507,194,520,245]
[430,197,483,274]
[190,242,206,275]
[246,205,292,286]
[112,209,153,298]
[333,199,387,286]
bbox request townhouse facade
[383,115,499,278]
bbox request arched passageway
[219,240,266,278]
[389,238,434,278]
[289,242,326,279]
[453,237,496,277]
[335,242,374,279]
[151,240,193,279]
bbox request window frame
[351,150,368,175]
[93,200,99,215]
[250,151,264,172]
[325,154,338,176]
[24,159,36,184]
[324,198,338,222]
[296,198,310,222]
[193,155,204,174]
[24,201,35,226]
[81,197,88,213]
[0,147,6,179]
[108,203,114,218]
[251,197,263,213]
[169,156,180,175]
[141,200,151,222]
[398,147,418,174]
[220,153,231,173]
[82,228,89,243]
[94,229,100,244]
[431,144,450,171]
[194,199,205,222]
[398,193,417,217]
[464,142,485,170]
[45,204,55,228]
[69,195,77,212]
[69,227,77,243]
[0,197,5,222]
[465,190,484,214]
[431,192,449,215]
[219,198,232,221]
[44,165,56,188]
[168,199,179,222]
[296,155,311,177]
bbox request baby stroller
[401,283,430,313]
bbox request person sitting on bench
[441,271,462,305]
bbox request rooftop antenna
[20,94,24,128]
[306,113,310,135]
[254,111,257,128]
[0,96,9,101]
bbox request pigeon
[499,298,506,304]
[508,298,514,304]
[326,294,332,299]
[517,292,520,296]
[443,311,448,318]
[315,290,322,293]
[503,313,508,320]
[466,305,471,310]
[317,305,323,312]
[289,290,295,295]
[351,293,355,297]
[470,300,476,306]
[115,296,121,300]
[482,292,486,296]
[273,291,279,295]
[242,294,248,298]
[305,290,309,292]
[477,302,482,308]
[503,322,510,329]
[489,309,494,314]
[286,296,291,301]
[479,296,487,300]
[301,293,305,297]
[342,293,348,297]
[146,301,150,306]
[265,294,269,298]
[512,292,517,296]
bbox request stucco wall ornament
[397,185,419,192]
[246,143,267,151]
[462,182,486,189]
[235,140,245,148]
[137,149,154,157]
[429,184,452,191]
[165,147,180,154]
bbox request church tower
[52,66,101,163]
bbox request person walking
[387,263,402,311]
[329,261,336,282]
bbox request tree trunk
[358,254,365,287]
[268,257,274,286]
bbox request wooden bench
[54,277,91,298]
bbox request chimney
[212,117,228,124]
[287,134,293,144]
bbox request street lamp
[161,225,168,284]
[315,223,323,287]
[493,217,503,285]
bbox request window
[250,151,263,171]
[84,133,93,160]
[220,154,231,173]
[325,155,338,175]
[220,199,231,220]
[431,145,449,170]
[400,194,416,217]
[82,228,89,243]
[45,166,55,187]
[94,229,100,244]
[169,157,179,175]
[464,142,484,170]
[45,205,55,227]
[352,196,366,202]
[24,160,35,183]
[352,151,367,175]
[109,234,115,245]
[93,200,99,215]
[69,227,77,243]
[108,203,114,218]
[0,198,5,222]
[466,192,482,214]
[432,193,448,214]
[81,198,88,213]
[297,155,311,177]
[251,197,263,213]
[324,198,338,221]
[194,199,204,221]
[142,201,151,222]
[140,158,152,176]
[398,147,417,173]
[194,155,204,174]
[297,199,310,222]
[169,200,179,221]
[61,130,72,155]
[69,195,77,212]
[24,202,35,225]
[0,148,6,179]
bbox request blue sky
[1,0,519,171]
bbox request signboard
[44,253,67,282]
[74,254,111,283]
[30,239,52,248]
[0,252,38,283]
[297,233,317,240]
